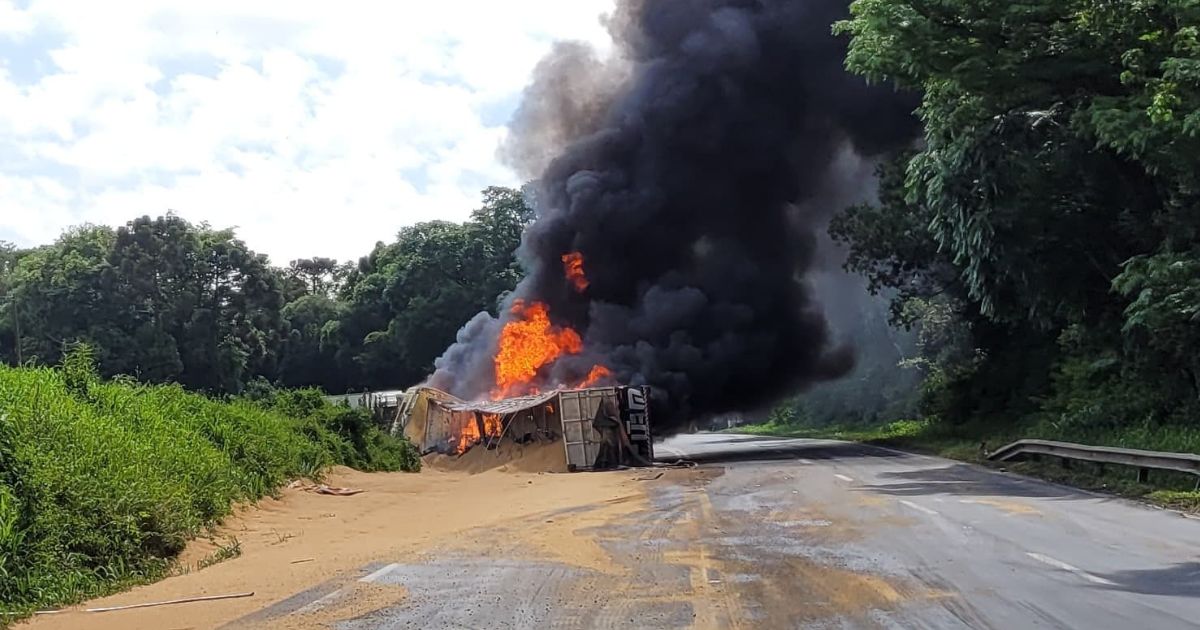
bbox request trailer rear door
[557,388,618,470]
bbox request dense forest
[0,186,533,396]
[774,0,1200,448]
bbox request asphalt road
[654,433,1200,628]
[237,433,1200,629]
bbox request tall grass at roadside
[0,350,418,619]
[261,388,421,473]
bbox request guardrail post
[1136,468,1149,484]
[1060,457,1071,470]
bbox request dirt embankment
[19,465,642,630]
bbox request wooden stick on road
[86,592,255,613]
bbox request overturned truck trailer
[396,385,654,471]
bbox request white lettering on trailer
[625,387,650,443]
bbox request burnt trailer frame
[399,385,654,471]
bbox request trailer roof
[440,390,560,414]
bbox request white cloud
[0,0,615,263]
[0,1,33,36]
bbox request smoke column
[430,0,918,434]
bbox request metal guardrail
[988,439,1200,482]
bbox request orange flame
[575,364,613,388]
[456,413,503,454]
[493,300,583,398]
[561,251,590,292]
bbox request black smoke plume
[430,0,918,434]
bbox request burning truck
[393,248,656,471]
[395,384,654,471]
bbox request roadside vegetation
[739,1,1200,512]
[0,346,418,619]
[740,415,1200,513]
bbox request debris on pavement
[312,485,365,496]
[287,481,366,496]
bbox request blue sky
[0,0,613,263]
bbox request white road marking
[293,588,344,615]
[899,500,939,516]
[834,474,854,482]
[860,443,924,459]
[1026,553,1117,586]
[857,442,948,465]
[360,563,401,584]
[293,562,403,615]
[797,459,814,465]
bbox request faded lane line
[1026,553,1116,586]
[899,500,939,516]
[834,474,854,483]
[797,459,814,465]
[292,588,344,615]
[292,562,402,615]
[857,443,935,462]
[360,563,401,584]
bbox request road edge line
[360,563,401,584]
[1025,552,1116,586]
[898,499,938,516]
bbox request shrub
[256,389,421,473]
[0,352,418,618]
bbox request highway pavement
[653,433,1200,628]
[235,432,1200,629]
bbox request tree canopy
[0,187,534,395]
[828,0,1200,427]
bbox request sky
[0,0,614,263]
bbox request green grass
[196,537,242,570]
[1146,490,1200,512]
[0,361,419,621]
[734,418,1200,513]
[737,418,933,444]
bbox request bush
[0,353,418,618]
[257,389,421,473]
